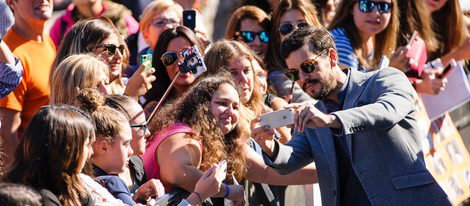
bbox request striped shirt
[330,27,359,70]
[0,58,23,98]
[0,0,14,34]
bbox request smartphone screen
[183,10,196,30]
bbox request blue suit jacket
[265,68,451,206]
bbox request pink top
[141,123,195,191]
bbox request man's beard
[302,76,335,101]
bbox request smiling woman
[328,0,399,71]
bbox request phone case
[405,35,427,78]
[259,109,294,129]
[179,45,207,77]
[140,54,152,70]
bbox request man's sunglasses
[130,123,148,135]
[279,22,309,36]
[285,50,327,81]
[151,18,180,28]
[358,0,392,14]
[236,31,269,43]
[160,48,188,66]
[96,44,125,56]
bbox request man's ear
[329,48,338,67]
[93,139,110,155]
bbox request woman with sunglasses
[49,0,139,49]
[225,6,271,59]
[265,0,322,103]
[126,0,183,77]
[144,26,205,115]
[53,19,156,99]
[328,0,399,71]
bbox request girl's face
[105,124,133,174]
[95,68,111,95]
[94,33,124,82]
[279,9,308,41]
[425,0,447,12]
[128,103,150,156]
[238,19,269,57]
[228,56,254,104]
[165,37,197,89]
[79,136,93,172]
[352,0,392,39]
[144,9,181,50]
[210,83,240,135]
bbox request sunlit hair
[205,39,263,121]
[328,0,399,69]
[104,94,138,120]
[225,6,271,40]
[4,105,95,206]
[75,88,129,143]
[0,183,43,206]
[265,0,322,71]
[140,0,183,33]
[50,54,109,105]
[149,72,248,181]
[52,18,128,92]
[430,0,468,59]
[145,26,205,106]
[396,0,438,53]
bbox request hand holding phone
[259,109,294,129]
[437,59,457,79]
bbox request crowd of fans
[0,0,469,205]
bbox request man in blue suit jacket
[252,27,450,206]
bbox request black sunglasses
[96,44,125,56]
[279,22,309,36]
[160,48,189,66]
[237,31,269,43]
[130,123,148,135]
[358,0,392,14]
[285,50,326,81]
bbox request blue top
[0,58,23,98]
[93,165,136,206]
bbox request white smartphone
[259,108,294,129]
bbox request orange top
[0,29,56,138]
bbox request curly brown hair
[148,72,248,181]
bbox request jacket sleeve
[332,68,417,135]
[263,131,315,175]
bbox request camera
[178,45,207,78]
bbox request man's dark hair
[280,26,336,59]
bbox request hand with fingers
[288,104,340,133]
[124,63,157,99]
[389,45,411,72]
[415,69,447,95]
[134,178,165,203]
[251,118,277,158]
[193,164,226,201]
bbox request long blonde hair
[328,0,399,69]
[50,54,109,105]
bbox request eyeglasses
[285,50,327,81]
[130,123,148,136]
[96,44,125,56]
[151,18,180,28]
[358,0,392,14]
[236,31,269,43]
[160,48,189,66]
[279,22,309,36]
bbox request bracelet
[223,183,230,198]
[193,191,203,204]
